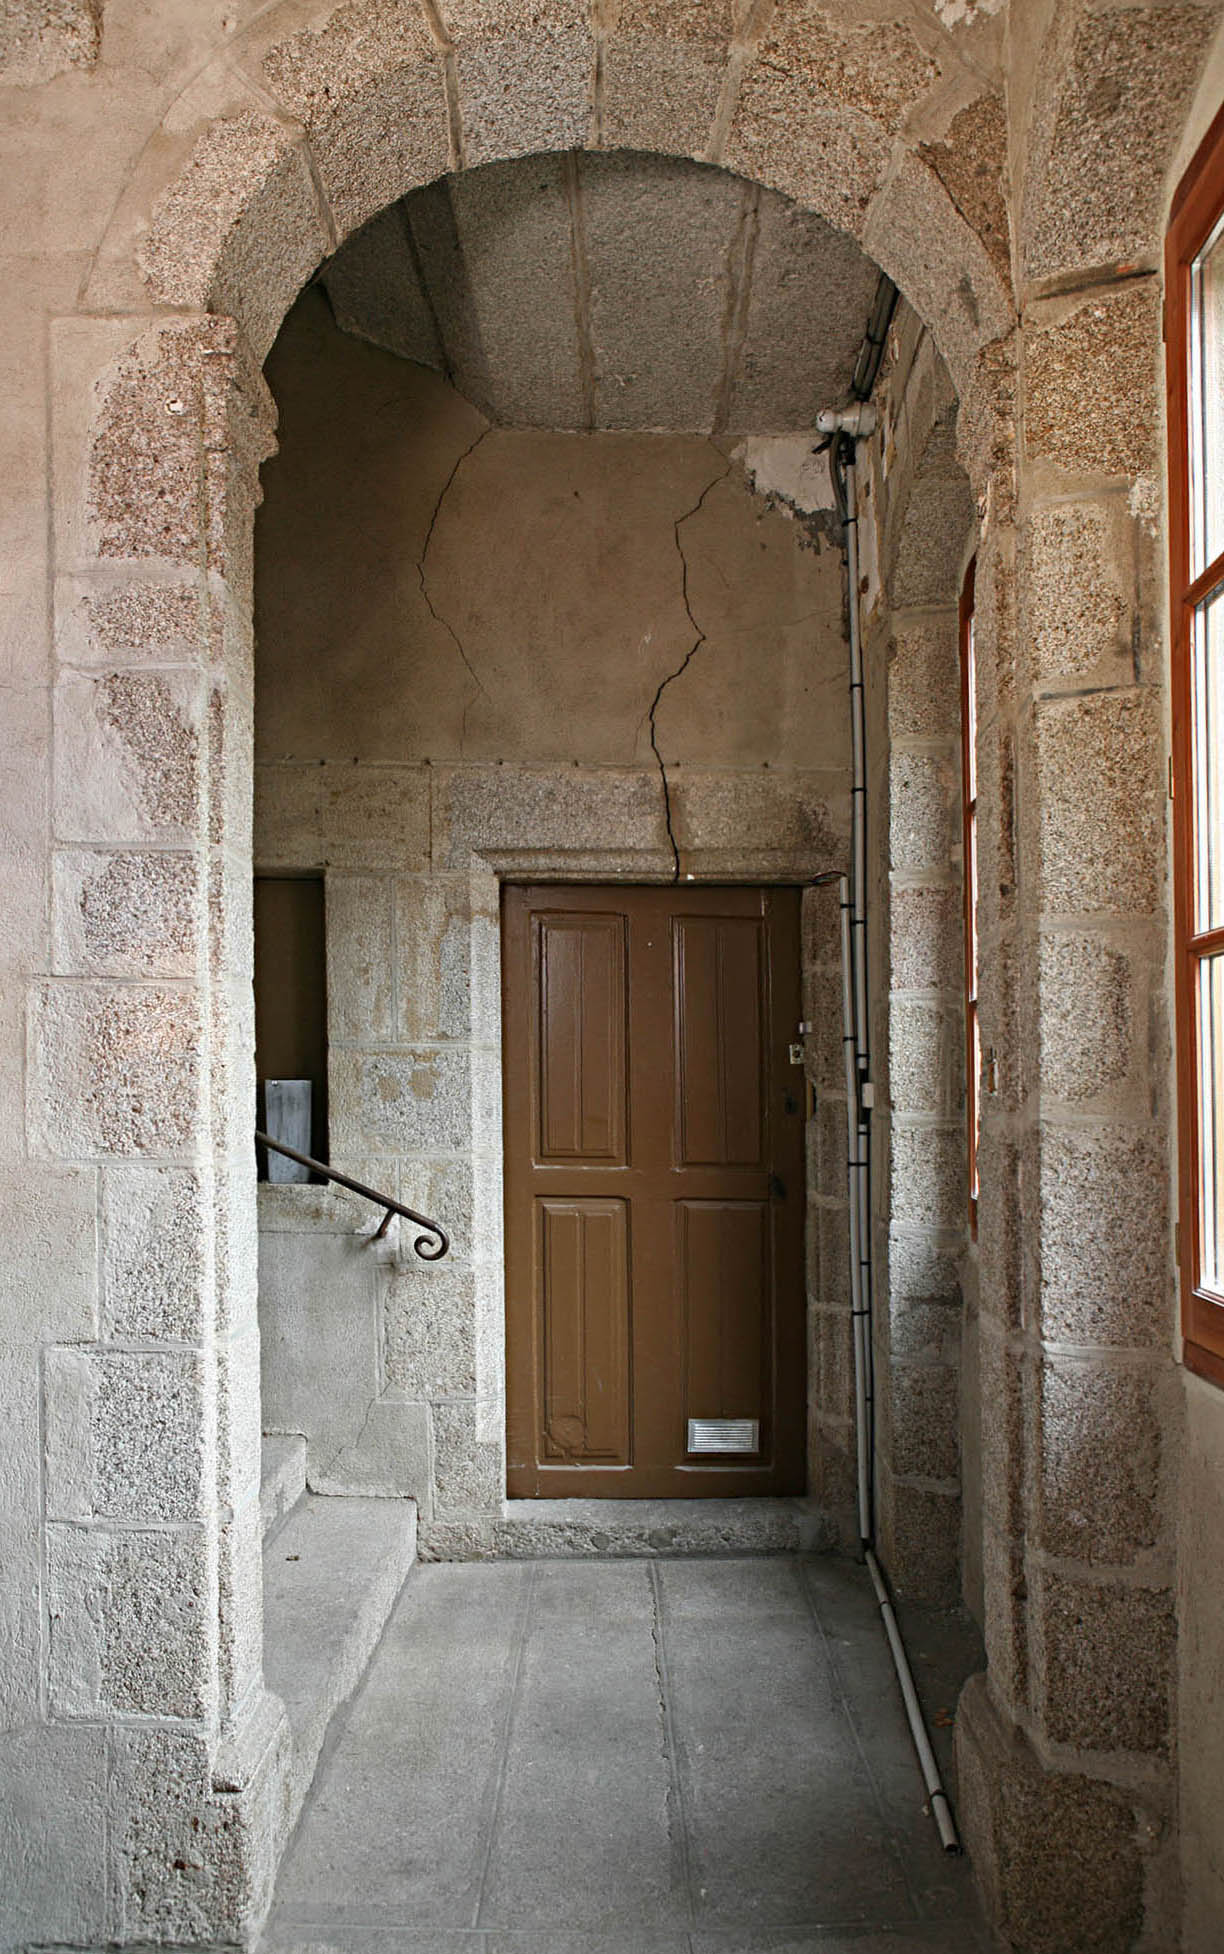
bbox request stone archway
[31,0,1207,1945]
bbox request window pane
[1191,212,1224,579]
[965,617,977,802]
[968,811,978,1000]
[1198,954,1224,1295]
[1193,586,1224,931]
[969,1008,981,1204]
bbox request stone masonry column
[804,877,859,1539]
[957,280,1181,1950]
[850,319,976,1605]
[31,312,289,1945]
[876,380,975,1608]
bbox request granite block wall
[2,0,1222,1946]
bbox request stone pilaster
[958,272,1181,1949]
[32,313,289,1945]
[861,317,975,1604]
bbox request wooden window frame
[960,556,979,1238]
[1168,100,1224,1388]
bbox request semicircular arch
[85,0,1015,407]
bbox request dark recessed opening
[253,874,328,1176]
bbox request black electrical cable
[851,275,899,403]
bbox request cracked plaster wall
[252,290,854,1543]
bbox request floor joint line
[650,1559,699,1930]
[472,1560,537,1929]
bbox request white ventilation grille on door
[687,1418,760,1454]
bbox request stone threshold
[417,1496,836,1561]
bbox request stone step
[260,1434,307,1543]
[419,1495,835,1561]
[262,1493,418,1827]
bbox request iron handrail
[255,1130,449,1261]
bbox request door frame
[375,823,854,1553]
[436,840,848,1524]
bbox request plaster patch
[76,583,206,666]
[31,982,203,1159]
[920,94,1010,279]
[932,0,1003,27]
[102,1167,208,1342]
[47,1526,210,1719]
[58,850,199,977]
[735,436,835,516]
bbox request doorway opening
[503,883,806,1498]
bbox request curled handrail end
[256,1128,449,1260]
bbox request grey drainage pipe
[865,1545,961,1853]
[812,404,962,1859]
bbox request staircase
[260,1436,418,1828]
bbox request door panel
[536,913,628,1163]
[674,916,765,1167]
[538,1197,631,1465]
[504,884,804,1498]
[679,1199,769,1452]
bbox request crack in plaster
[647,454,734,880]
[309,1391,378,1487]
[417,425,493,749]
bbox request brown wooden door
[503,884,805,1497]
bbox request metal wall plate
[687,1418,760,1455]
[264,1078,312,1183]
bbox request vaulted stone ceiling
[319,150,883,433]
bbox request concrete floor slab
[264,1554,987,1949]
[477,1602,686,1930]
[265,1938,481,1953]
[658,1558,811,1622]
[266,1936,692,1953]
[485,1938,692,1953]
[528,1557,659,1622]
[661,1583,914,1929]
[797,1560,985,1923]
